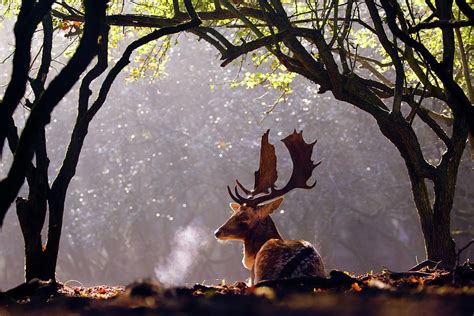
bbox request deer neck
[242,216,282,270]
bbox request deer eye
[238,214,250,224]
[238,220,249,229]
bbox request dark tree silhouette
[0,0,109,282]
[0,0,55,155]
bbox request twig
[409,259,442,271]
[382,268,432,279]
[455,239,474,267]
[452,239,474,284]
[0,50,14,64]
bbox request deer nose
[214,229,223,239]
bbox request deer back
[254,239,326,283]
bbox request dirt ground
[1,262,473,315]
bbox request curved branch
[365,0,404,114]
[0,0,55,156]
[408,19,474,33]
[78,24,110,116]
[220,31,290,66]
[455,0,474,21]
[86,18,201,121]
[380,0,474,136]
[51,7,264,28]
[0,0,108,226]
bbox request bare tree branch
[51,7,264,28]
[365,0,404,114]
[408,19,474,33]
[381,0,474,136]
[0,0,108,227]
[455,0,474,21]
[0,0,55,156]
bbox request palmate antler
[228,129,320,208]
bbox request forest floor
[1,261,473,316]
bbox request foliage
[3,1,470,101]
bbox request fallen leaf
[351,283,362,292]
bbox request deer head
[214,198,285,241]
[214,130,320,242]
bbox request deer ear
[229,203,241,213]
[257,197,284,216]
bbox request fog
[0,23,472,289]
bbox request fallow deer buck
[214,130,326,285]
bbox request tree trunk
[17,198,65,282]
[24,247,56,282]
[43,192,67,283]
[404,173,453,265]
[377,114,466,267]
[424,219,456,266]
[16,198,56,282]
[23,233,47,281]
[404,170,457,266]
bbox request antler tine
[227,185,242,203]
[244,178,318,207]
[303,161,321,190]
[236,179,252,195]
[234,184,248,201]
[304,179,317,189]
[227,130,319,208]
[245,130,319,207]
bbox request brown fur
[254,239,325,283]
[215,198,326,284]
[243,216,281,269]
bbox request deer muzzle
[214,228,224,239]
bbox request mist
[155,224,211,285]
